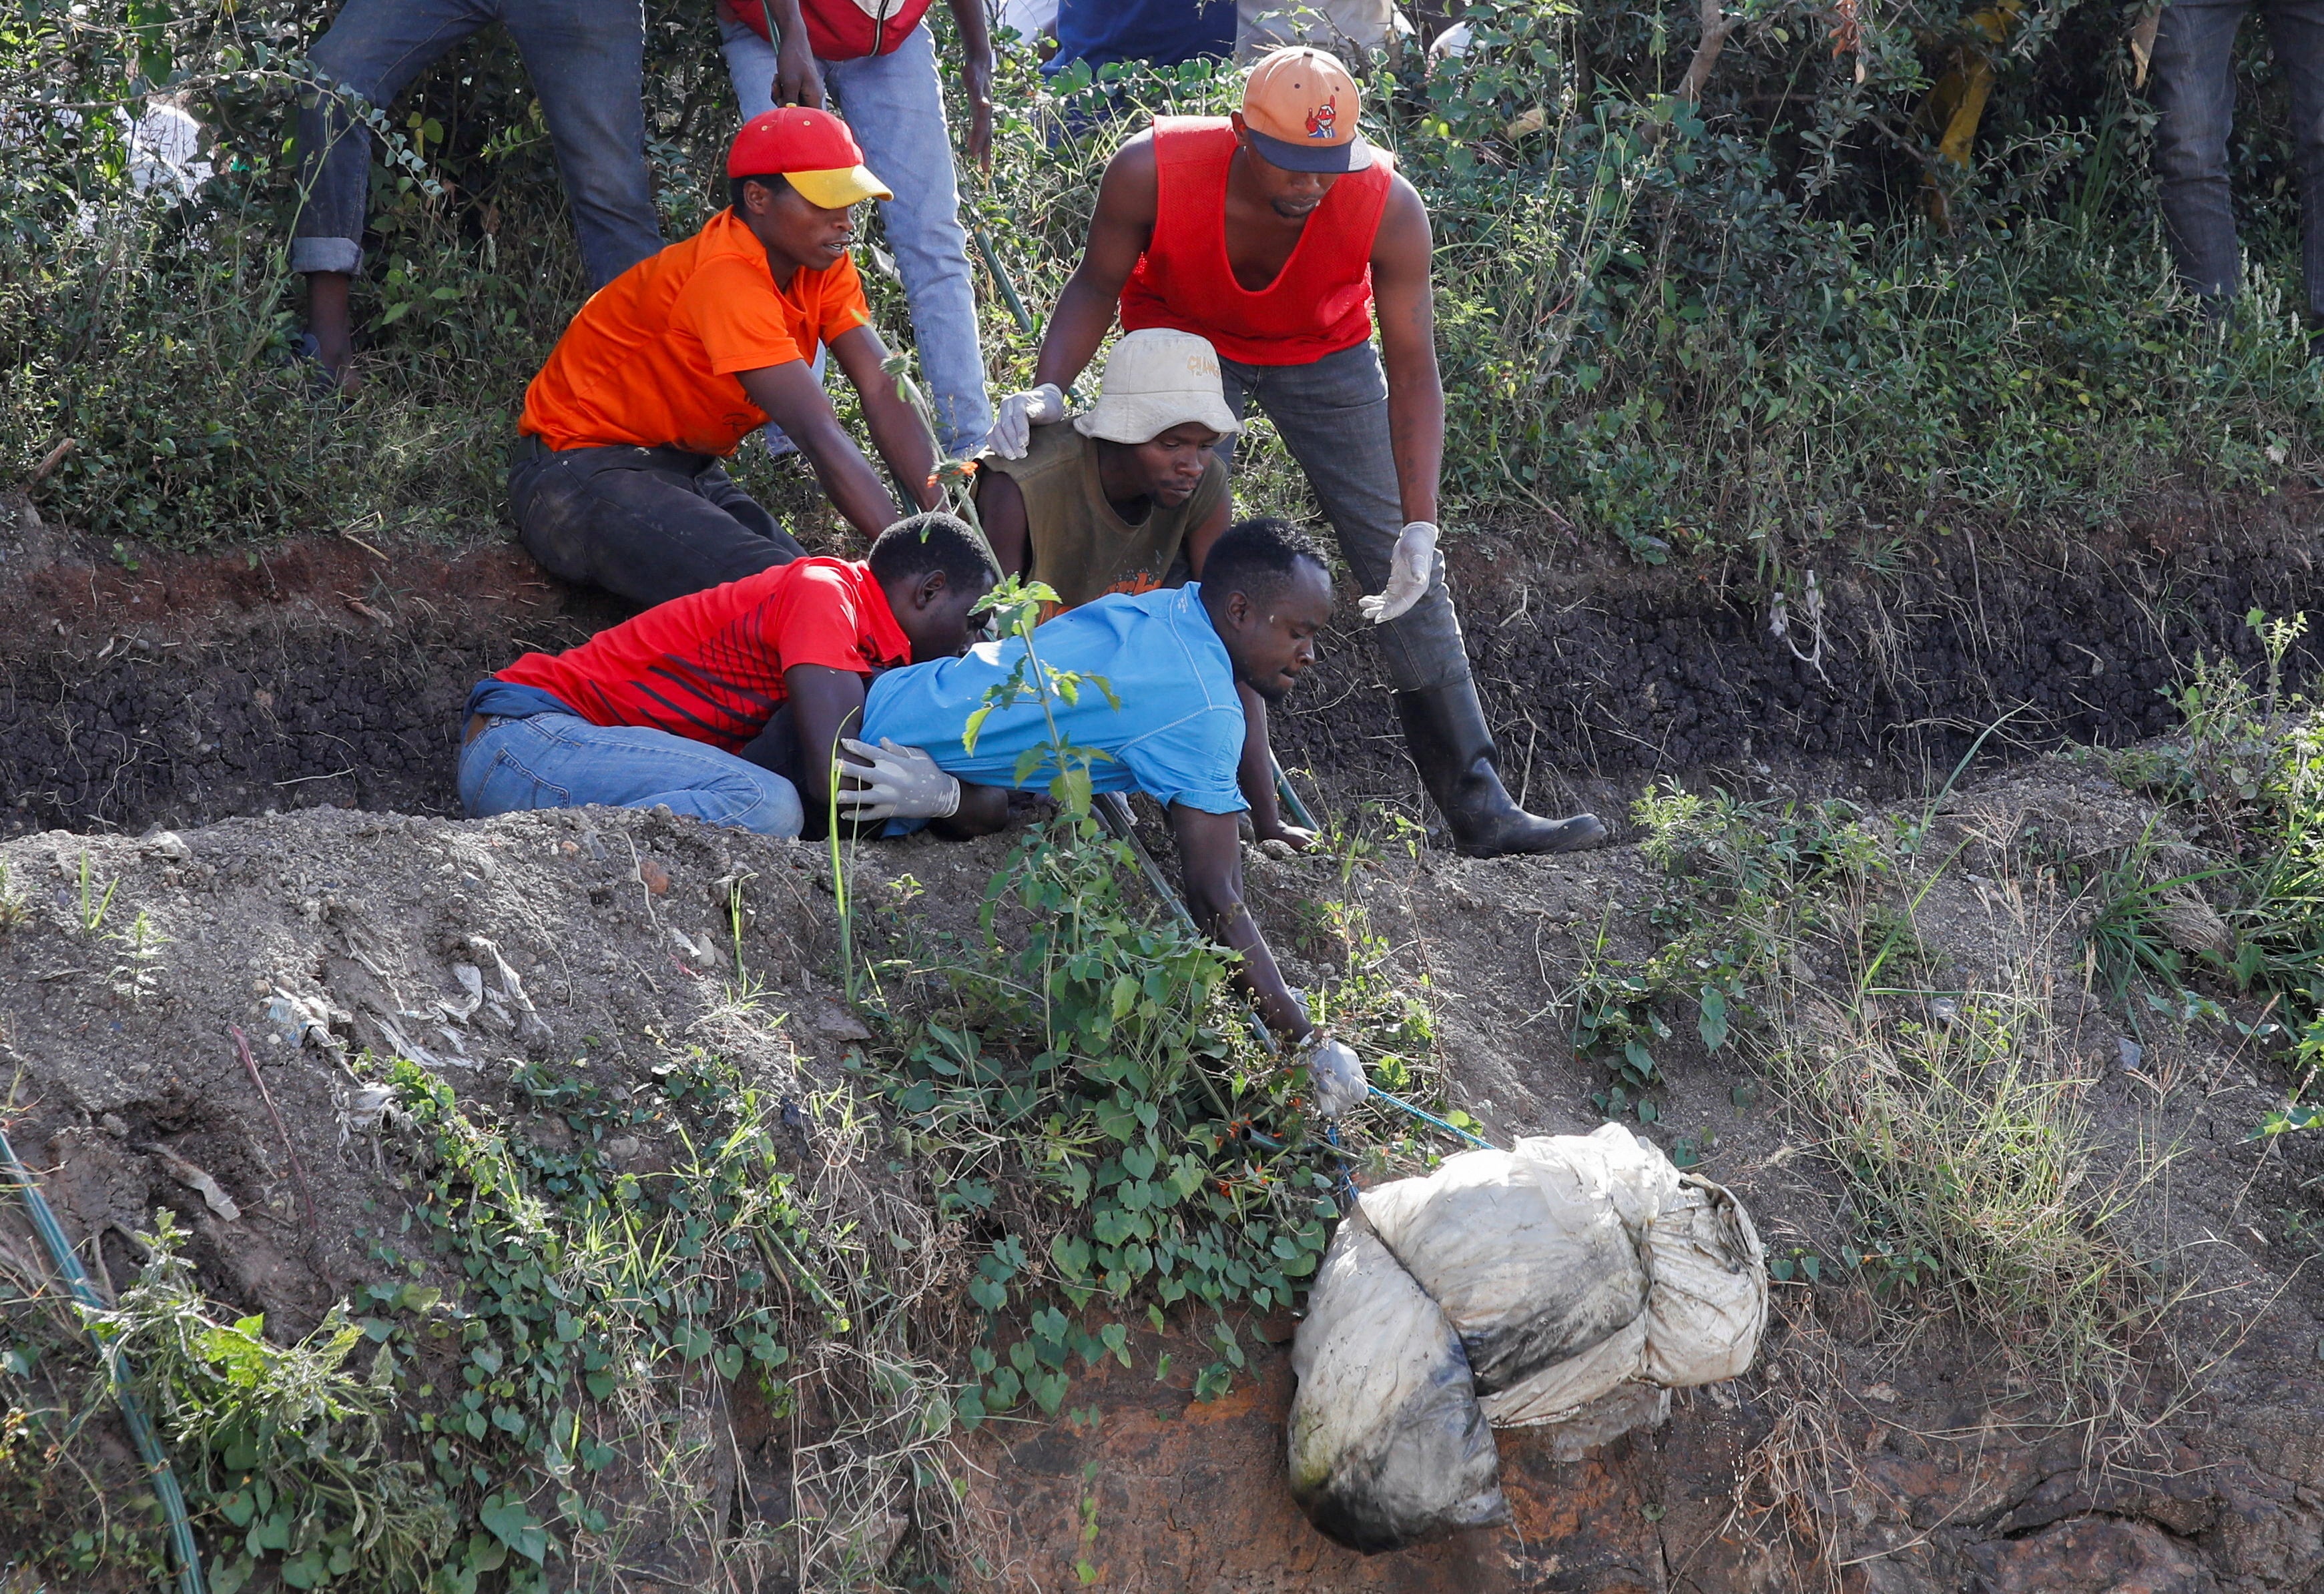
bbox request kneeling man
[838,516,1364,1106]
[978,326,1310,848]
[462,513,994,835]
[513,107,941,607]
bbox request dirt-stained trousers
[1211,340,1472,694]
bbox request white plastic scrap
[268,986,350,1051]
[142,1143,240,1222]
[337,1083,398,1148]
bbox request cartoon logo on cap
[1305,97,1338,141]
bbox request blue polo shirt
[862,584,1248,813]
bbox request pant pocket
[467,743,574,817]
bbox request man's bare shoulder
[1104,131,1160,188]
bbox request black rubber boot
[1392,682,1608,857]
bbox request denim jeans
[2150,0,2324,319]
[509,440,806,608]
[292,0,662,287]
[719,18,993,454]
[1213,341,1472,694]
[460,712,805,835]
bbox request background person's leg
[2267,0,2324,326]
[463,715,804,835]
[719,14,781,119]
[504,0,663,287]
[512,450,798,606]
[293,0,487,374]
[2150,0,2251,308]
[1250,343,1466,693]
[695,465,808,562]
[825,29,996,455]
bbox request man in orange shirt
[513,107,943,608]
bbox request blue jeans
[719,19,993,454]
[292,0,662,287]
[460,713,805,836]
[2150,0,2324,318]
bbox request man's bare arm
[944,0,996,171]
[828,323,940,515]
[738,360,906,539]
[974,468,1032,578]
[1033,134,1159,394]
[1370,176,1445,526]
[784,664,870,817]
[1171,803,1311,1041]
[758,0,826,107]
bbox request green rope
[0,1126,206,1593]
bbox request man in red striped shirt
[459,512,994,836]
[991,47,1604,859]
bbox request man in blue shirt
[837,518,1359,1101]
[1049,0,1235,77]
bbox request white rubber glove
[1357,521,1441,625]
[986,382,1067,458]
[1299,1036,1368,1119]
[832,738,961,821]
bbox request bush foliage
[1,0,2318,560]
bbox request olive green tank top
[980,420,1228,612]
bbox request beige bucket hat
[1073,328,1243,445]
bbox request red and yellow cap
[726,107,892,208]
[1241,46,1372,173]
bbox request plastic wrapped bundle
[1285,1216,1508,1552]
[1287,1125,1767,1549]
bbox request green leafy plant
[859,575,1343,1423]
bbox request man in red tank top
[990,47,1604,858]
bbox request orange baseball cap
[727,107,892,208]
[1240,46,1372,173]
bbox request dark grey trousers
[509,442,806,608]
[1213,341,1472,693]
[2150,0,2324,318]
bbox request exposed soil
[7,484,2324,840]
[5,759,2324,1589]
[9,490,2324,1589]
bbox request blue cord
[0,1128,206,1594]
[1366,1084,1495,1150]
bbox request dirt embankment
[5,486,2324,839]
[3,769,2324,1590]
[8,491,2324,1589]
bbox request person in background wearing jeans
[511,109,940,609]
[2150,0,2324,354]
[994,47,1605,857]
[288,0,663,393]
[716,0,994,456]
[461,513,996,837]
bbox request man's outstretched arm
[828,323,940,505]
[1032,135,1159,395]
[1371,177,1446,527]
[738,359,909,539]
[1170,803,1310,1040]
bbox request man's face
[746,179,856,270]
[894,571,998,663]
[1128,422,1221,508]
[1217,559,1333,705]
[1229,113,1340,222]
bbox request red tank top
[1119,117,1391,368]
